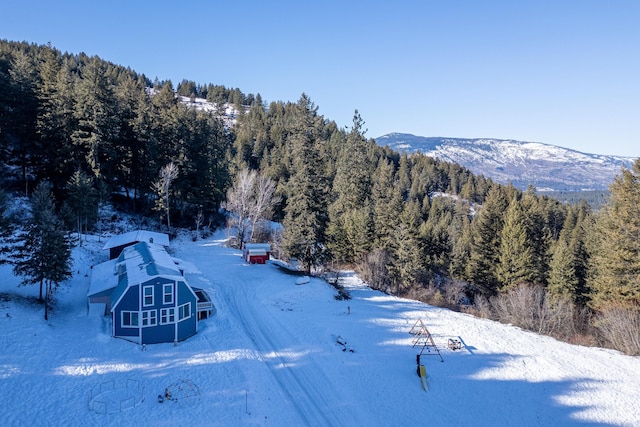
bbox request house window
[122,311,139,328]
[143,285,154,307]
[178,303,191,321]
[163,284,173,304]
[160,308,175,324]
[142,310,157,327]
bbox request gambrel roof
[88,241,187,307]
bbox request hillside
[375,133,636,191]
[1,231,639,426]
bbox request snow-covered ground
[1,232,639,426]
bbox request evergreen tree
[35,44,62,181]
[177,79,197,98]
[449,207,472,279]
[548,205,590,303]
[6,50,39,194]
[35,55,78,191]
[259,101,289,216]
[112,74,146,201]
[397,153,411,200]
[388,199,423,294]
[459,176,477,202]
[466,185,509,294]
[589,159,640,309]
[176,108,231,220]
[0,187,13,264]
[371,158,403,249]
[205,84,228,105]
[548,239,579,298]
[341,206,373,263]
[330,111,371,211]
[568,204,591,305]
[71,56,120,181]
[408,156,444,203]
[326,111,373,263]
[281,95,328,273]
[65,170,97,244]
[420,196,455,274]
[496,198,537,290]
[520,188,555,285]
[233,97,268,170]
[150,81,185,174]
[13,181,72,320]
[128,79,156,209]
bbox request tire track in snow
[226,276,345,426]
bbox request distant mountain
[375,133,636,191]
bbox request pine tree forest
[1,40,638,354]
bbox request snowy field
[1,232,639,426]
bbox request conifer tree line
[1,40,638,353]
[1,40,231,222]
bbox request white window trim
[121,310,139,328]
[163,283,173,305]
[178,302,191,321]
[141,309,157,327]
[143,285,154,307]
[160,307,176,325]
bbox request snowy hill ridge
[375,133,636,191]
[147,88,243,129]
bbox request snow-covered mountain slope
[376,133,636,191]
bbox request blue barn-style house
[88,236,212,345]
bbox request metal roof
[102,230,169,250]
[88,241,186,308]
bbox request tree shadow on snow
[342,292,620,426]
[428,352,615,426]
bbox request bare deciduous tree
[490,283,576,338]
[595,306,640,356]
[358,249,392,293]
[194,208,204,240]
[249,173,280,242]
[223,168,279,247]
[152,162,179,231]
[223,169,255,247]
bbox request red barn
[243,243,271,264]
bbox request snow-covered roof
[88,241,186,307]
[102,230,169,251]
[117,241,184,286]
[87,258,119,298]
[110,242,187,310]
[244,243,271,251]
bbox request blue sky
[3,1,639,157]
